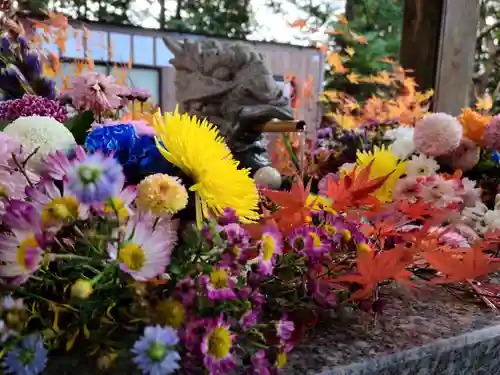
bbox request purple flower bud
[33,77,57,99]
[22,50,42,80]
[0,36,11,53]
[0,64,28,94]
[16,36,28,55]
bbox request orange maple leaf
[262,177,313,232]
[334,250,413,299]
[326,52,348,73]
[423,247,500,283]
[326,162,390,211]
[291,19,307,28]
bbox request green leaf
[64,111,94,145]
[0,120,10,131]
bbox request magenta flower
[174,276,196,307]
[275,314,295,342]
[288,226,329,257]
[68,72,123,112]
[257,226,282,276]
[200,267,237,301]
[219,207,239,225]
[239,309,259,330]
[0,95,68,122]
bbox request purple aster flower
[218,207,239,225]
[288,226,329,258]
[325,213,366,245]
[201,315,236,375]
[42,146,86,180]
[132,325,181,375]
[239,309,259,330]
[249,351,271,375]
[0,95,68,122]
[2,333,48,375]
[173,277,196,307]
[3,200,42,231]
[65,152,124,204]
[258,226,282,276]
[200,267,237,301]
[276,314,295,342]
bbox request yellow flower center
[119,243,145,271]
[207,326,231,360]
[210,269,228,289]
[357,243,372,253]
[324,225,337,235]
[41,197,79,226]
[0,184,8,198]
[16,236,39,271]
[156,299,185,328]
[308,232,322,248]
[340,229,352,242]
[294,237,305,250]
[276,351,287,368]
[103,198,129,220]
[232,246,241,256]
[262,234,275,261]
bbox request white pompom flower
[3,116,76,172]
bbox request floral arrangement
[2,14,500,375]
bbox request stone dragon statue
[163,36,294,188]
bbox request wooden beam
[400,0,444,94]
[400,0,480,116]
[433,0,480,115]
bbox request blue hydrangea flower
[85,124,177,184]
[492,151,500,164]
[132,325,181,375]
[65,152,124,204]
[2,333,48,375]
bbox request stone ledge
[284,284,500,375]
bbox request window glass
[111,67,160,105]
[87,30,108,61]
[133,35,154,65]
[155,37,173,67]
[110,33,131,63]
[37,26,58,54]
[62,26,85,59]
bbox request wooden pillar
[400,0,480,116]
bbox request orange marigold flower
[458,107,492,146]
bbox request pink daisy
[257,226,282,276]
[201,315,236,375]
[200,266,237,301]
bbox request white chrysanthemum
[390,137,416,159]
[3,116,76,172]
[384,126,414,141]
[405,154,440,177]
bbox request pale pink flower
[392,176,421,203]
[419,176,460,207]
[413,113,462,156]
[484,115,500,151]
[439,138,479,171]
[68,72,123,112]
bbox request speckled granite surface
[284,284,500,375]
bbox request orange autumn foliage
[457,108,492,146]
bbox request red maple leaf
[262,177,313,232]
[396,201,444,220]
[423,247,500,283]
[326,161,391,211]
[333,249,413,299]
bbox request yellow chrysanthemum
[356,145,407,203]
[152,108,260,224]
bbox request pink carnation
[68,72,123,112]
[483,115,500,151]
[413,113,462,156]
[0,95,68,122]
